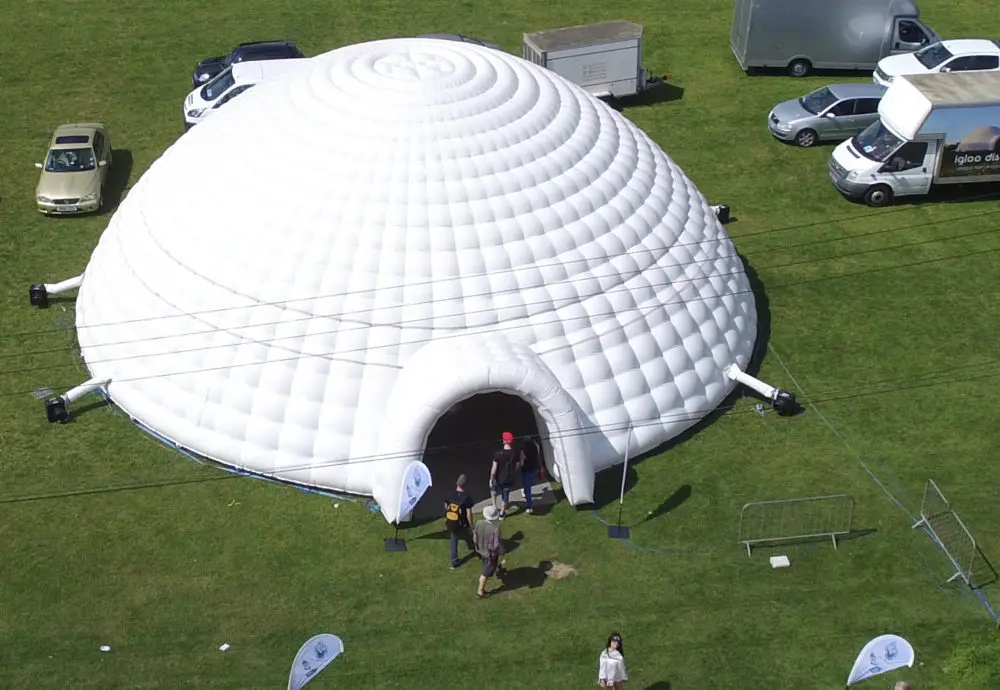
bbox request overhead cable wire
[3,202,998,342]
[2,216,997,379]
[4,241,1000,400]
[2,240,998,409]
[3,360,999,504]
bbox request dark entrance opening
[414,392,540,521]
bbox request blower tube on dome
[724,365,798,416]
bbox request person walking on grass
[444,474,475,570]
[472,505,504,598]
[490,431,520,519]
[598,632,627,689]
[518,434,542,514]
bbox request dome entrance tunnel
[416,393,542,521]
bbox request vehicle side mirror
[35,162,43,169]
[940,67,951,73]
[98,160,107,167]
[825,112,837,118]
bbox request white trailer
[522,21,657,100]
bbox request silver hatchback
[768,83,886,148]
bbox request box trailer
[828,71,1000,206]
[522,21,656,100]
[731,0,940,77]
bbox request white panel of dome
[74,37,756,521]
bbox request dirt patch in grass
[547,561,577,579]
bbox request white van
[182,58,308,128]
[828,71,1000,206]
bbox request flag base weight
[384,538,407,552]
[607,525,631,540]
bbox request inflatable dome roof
[75,37,757,521]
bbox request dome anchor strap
[28,274,84,309]
[45,377,111,424]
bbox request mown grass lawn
[1,0,999,688]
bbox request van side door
[890,19,932,55]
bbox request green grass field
[2,0,1000,687]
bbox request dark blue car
[192,40,305,87]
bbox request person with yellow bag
[443,474,475,569]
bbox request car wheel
[864,184,894,207]
[788,59,811,77]
[794,129,818,147]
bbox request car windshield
[799,87,839,115]
[915,43,953,69]
[213,84,254,108]
[852,121,903,162]
[44,147,96,172]
[201,68,235,101]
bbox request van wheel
[794,129,818,147]
[864,185,894,207]
[788,59,811,77]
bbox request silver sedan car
[768,83,886,148]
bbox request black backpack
[495,448,517,486]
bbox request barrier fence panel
[913,479,977,586]
[738,494,854,557]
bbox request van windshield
[200,68,236,101]
[799,87,838,115]
[852,121,904,162]
[914,43,953,69]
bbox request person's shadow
[417,529,524,567]
[494,559,552,594]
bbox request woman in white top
[598,632,627,688]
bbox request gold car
[35,123,112,215]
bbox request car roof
[231,58,309,84]
[234,40,296,52]
[939,38,1000,55]
[826,83,886,99]
[50,123,103,146]
[419,33,500,50]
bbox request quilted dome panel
[74,37,757,501]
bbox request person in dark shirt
[519,435,542,514]
[490,432,520,519]
[444,474,475,569]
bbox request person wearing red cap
[490,431,521,519]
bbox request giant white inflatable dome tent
[56,37,757,522]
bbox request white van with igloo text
[828,71,1000,206]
